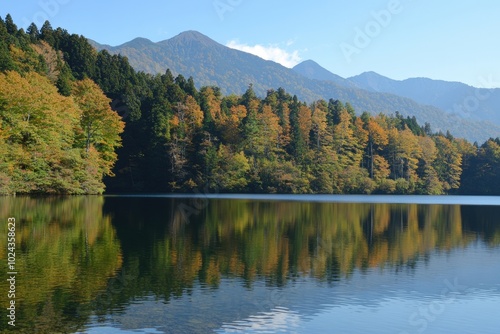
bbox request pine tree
[4,14,17,35]
[0,21,15,71]
[40,20,55,46]
[27,23,40,42]
[433,136,462,191]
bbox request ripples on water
[215,244,500,334]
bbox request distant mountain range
[296,62,500,128]
[347,71,500,126]
[90,31,500,143]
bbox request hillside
[90,31,500,143]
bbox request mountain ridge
[347,71,500,125]
[296,60,500,127]
[89,31,500,142]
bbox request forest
[1,14,499,195]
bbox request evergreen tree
[4,14,17,35]
[40,20,55,46]
[433,136,462,191]
[56,63,74,96]
[27,23,40,42]
[0,21,15,71]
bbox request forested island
[1,15,499,195]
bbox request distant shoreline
[102,193,500,206]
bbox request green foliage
[56,63,74,96]
[72,78,124,178]
[460,138,500,195]
[0,18,126,194]
[213,145,250,191]
[4,14,17,35]
[0,71,119,194]
[26,23,39,42]
[0,20,15,72]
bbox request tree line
[1,14,499,195]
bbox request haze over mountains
[90,31,500,143]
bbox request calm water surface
[1,195,500,333]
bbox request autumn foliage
[0,16,123,194]
[1,15,499,195]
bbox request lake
[1,195,500,333]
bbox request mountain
[292,60,357,88]
[295,65,500,128]
[90,31,323,102]
[90,31,500,142]
[348,72,500,126]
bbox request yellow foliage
[31,41,62,82]
[298,105,312,145]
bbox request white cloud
[226,40,302,68]
[218,307,301,332]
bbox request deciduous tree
[72,78,124,178]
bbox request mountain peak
[295,59,321,67]
[110,37,154,50]
[348,71,396,92]
[293,59,352,87]
[165,30,218,47]
[355,71,388,79]
[176,30,210,39]
[130,37,153,43]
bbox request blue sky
[3,0,500,88]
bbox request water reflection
[1,196,499,333]
[109,199,481,286]
[101,197,500,332]
[0,197,122,333]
